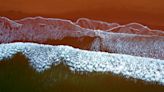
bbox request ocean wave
[0,17,164,59]
[76,18,164,36]
[0,42,164,85]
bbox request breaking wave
[0,17,164,85]
[0,17,164,59]
[0,42,164,85]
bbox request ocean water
[0,43,164,92]
[0,17,164,92]
[0,53,164,92]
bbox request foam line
[0,42,164,84]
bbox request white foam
[0,42,164,85]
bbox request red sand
[0,0,164,30]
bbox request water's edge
[0,42,164,85]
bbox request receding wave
[0,42,164,85]
[0,17,164,59]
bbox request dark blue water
[0,53,164,92]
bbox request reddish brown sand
[0,1,164,91]
[0,0,164,30]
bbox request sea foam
[0,42,164,85]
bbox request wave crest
[0,42,164,84]
[0,17,164,59]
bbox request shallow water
[0,53,164,92]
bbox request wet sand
[0,0,164,91]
